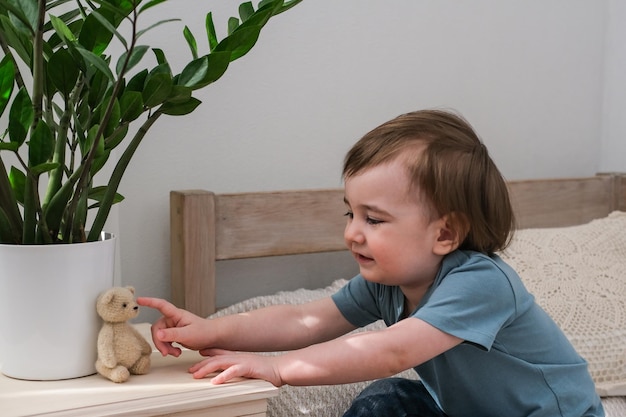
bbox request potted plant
[0,0,302,380]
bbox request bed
[170,173,626,417]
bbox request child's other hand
[189,349,283,387]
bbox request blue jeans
[343,378,448,417]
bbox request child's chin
[359,271,382,283]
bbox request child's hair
[343,109,515,254]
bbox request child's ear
[433,214,463,255]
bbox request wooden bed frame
[170,173,626,317]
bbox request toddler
[139,109,603,417]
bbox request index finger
[137,297,181,318]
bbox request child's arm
[193,317,463,386]
[137,296,356,357]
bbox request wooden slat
[213,176,624,260]
[507,176,615,229]
[215,189,346,260]
[616,173,626,212]
[170,190,216,317]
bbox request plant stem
[87,110,162,241]
[65,3,140,241]
[0,158,23,243]
[31,0,46,128]
[43,78,85,209]
[22,0,48,244]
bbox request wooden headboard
[170,173,626,317]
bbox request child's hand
[136,297,210,357]
[189,349,284,387]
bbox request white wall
[110,1,621,322]
[602,0,626,171]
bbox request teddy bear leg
[96,359,130,383]
[129,354,151,375]
[109,366,131,383]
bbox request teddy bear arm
[97,326,118,367]
[129,326,153,355]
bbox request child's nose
[344,220,364,244]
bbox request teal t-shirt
[332,250,604,417]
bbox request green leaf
[178,56,208,88]
[88,186,124,205]
[43,59,60,99]
[0,157,23,241]
[28,120,54,167]
[165,85,191,104]
[0,206,19,244]
[0,15,32,66]
[104,124,129,150]
[48,48,80,97]
[136,18,180,40]
[273,0,304,15]
[89,9,127,49]
[142,72,173,108]
[152,48,168,65]
[91,148,110,176]
[126,68,148,92]
[150,62,172,77]
[239,2,255,22]
[214,25,262,61]
[89,0,135,18]
[43,175,76,238]
[9,166,25,204]
[43,8,81,33]
[205,12,218,51]
[236,7,274,32]
[8,87,33,146]
[227,16,239,35]
[159,97,201,116]
[30,162,60,176]
[0,0,36,35]
[258,0,279,10]
[71,184,89,242]
[119,90,143,122]
[78,10,114,54]
[85,123,105,157]
[87,65,111,108]
[76,47,115,82]
[48,18,84,50]
[49,14,77,44]
[138,0,169,15]
[0,55,15,117]
[116,45,149,75]
[103,98,121,137]
[183,25,198,60]
[183,51,230,90]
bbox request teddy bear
[95,286,152,383]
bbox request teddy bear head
[96,286,140,323]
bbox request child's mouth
[355,253,374,264]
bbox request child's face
[343,159,447,289]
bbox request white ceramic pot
[0,233,116,380]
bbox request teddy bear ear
[99,289,116,305]
[125,286,136,295]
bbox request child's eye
[344,211,382,225]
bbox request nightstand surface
[0,323,278,417]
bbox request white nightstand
[0,323,278,417]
